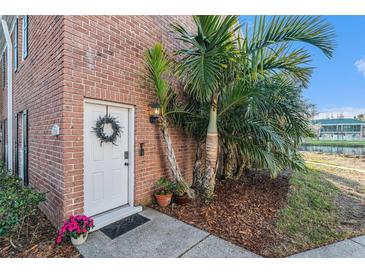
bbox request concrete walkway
[76,208,365,258]
[290,235,365,258]
[76,208,260,258]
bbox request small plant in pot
[154,178,174,207]
[173,181,190,205]
[56,215,95,246]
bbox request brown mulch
[0,209,81,258]
[152,172,290,257]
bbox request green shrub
[0,162,46,246]
[154,177,174,195]
[173,181,188,196]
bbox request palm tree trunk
[202,94,219,201]
[234,152,247,180]
[160,119,185,185]
[192,140,203,191]
[224,144,238,179]
[235,163,247,181]
[216,144,225,179]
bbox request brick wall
[0,15,197,225]
[62,16,196,218]
[0,16,66,224]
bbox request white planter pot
[71,233,88,246]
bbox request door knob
[124,162,129,166]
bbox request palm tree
[144,43,189,192]
[173,77,313,185]
[218,77,314,178]
[172,16,241,201]
[172,15,335,201]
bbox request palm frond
[172,15,240,102]
[248,16,336,58]
[144,43,173,115]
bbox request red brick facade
[0,16,196,225]
[1,16,65,224]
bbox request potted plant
[173,181,190,205]
[56,215,95,246]
[154,177,174,207]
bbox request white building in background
[312,118,365,140]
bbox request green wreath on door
[93,114,122,145]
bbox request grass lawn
[303,139,365,147]
[272,169,348,256]
[271,153,365,256]
[301,151,365,171]
[301,152,365,197]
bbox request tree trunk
[216,144,225,180]
[160,119,185,185]
[234,154,247,180]
[224,144,237,179]
[201,94,219,201]
[192,140,203,191]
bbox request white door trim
[83,98,136,214]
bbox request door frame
[83,98,136,213]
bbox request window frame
[22,15,28,61]
[1,52,5,88]
[14,18,18,71]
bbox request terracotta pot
[71,232,88,246]
[174,193,190,205]
[155,193,173,207]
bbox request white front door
[84,102,130,216]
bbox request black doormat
[101,213,150,240]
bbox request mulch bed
[0,209,80,258]
[152,172,290,257]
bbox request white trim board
[84,98,135,109]
[0,15,17,57]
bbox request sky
[304,16,365,119]
[240,16,365,119]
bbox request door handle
[124,162,129,166]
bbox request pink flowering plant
[56,215,94,244]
